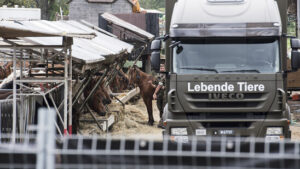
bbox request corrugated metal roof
[79,20,117,38]
[0,20,134,65]
[0,20,96,39]
[101,13,155,41]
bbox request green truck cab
[151,0,300,141]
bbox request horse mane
[133,66,154,80]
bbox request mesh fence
[0,109,299,169]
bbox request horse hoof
[148,121,154,126]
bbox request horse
[0,62,12,79]
[128,66,156,125]
[110,69,130,93]
[84,77,112,116]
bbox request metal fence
[0,109,300,169]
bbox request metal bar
[78,68,109,113]
[17,83,43,95]
[296,0,300,38]
[86,104,103,131]
[46,109,56,169]
[42,94,63,137]
[132,46,146,66]
[17,94,46,96]
[16,79,65,83]
[12,46,17,143]
[49,93,64,126]
[0,99,20,103]
[105,62,124,88]
[46,50,49,78]
[0,45,65,49]
[68,47,73,135]
[72,76,90,106]
[24,74,64,77]
[0,89,14,91]
[64,47,68,136]
[20,49,24,135]
[112,95,125,108]
[36,109,46,169]
[44,83,64,95]
[47,49,64,60]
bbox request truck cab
[152,0,300,141]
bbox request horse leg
[143,96,154,126]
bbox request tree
[139,0,165,10]
[0,0,69,20]
[0,0,37,7]
[288,0,296,14]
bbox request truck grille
[186,93,267,109]
[186,112,266,119]
[192,102,260,108]
[189,93,264,99]
[201,122,252,128]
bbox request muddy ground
[79,97,300,141]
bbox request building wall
[69,0,132,26]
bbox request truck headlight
[266,127,283,135]
[171,128,187,135]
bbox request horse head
[117,69,130,90]
[128,65,141,87]
[0,62,13,79]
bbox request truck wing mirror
[151,39,162,72]
[291,38,300,71]
[291,38,300,49]
[291,50,300,71]
[151,51,160,72]
[151,39,162,51]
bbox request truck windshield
[173,38,280,74]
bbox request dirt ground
[79,97,163,139]
[291,126,300,141]
[79,96,300,141]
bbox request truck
[151,0,300,141]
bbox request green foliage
[0,0,69,20]
[288,21,296,37]
[0,0,37,7]
[287,21,296,52]
[48,0,69,20]
[139,0,165,9]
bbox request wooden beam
[115,87,140,104]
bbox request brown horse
[84,77,112,115]
[128,66,156,125]
[110,69,130,93]
[0,62,12,79]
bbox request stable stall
[0,20,133,140]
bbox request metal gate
[0,108,300,169]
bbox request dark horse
[110,69,130,93]
[84,77,112,116]
[0,62,12,80]
[128,66,156,125]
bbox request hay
[79,98,162,137]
